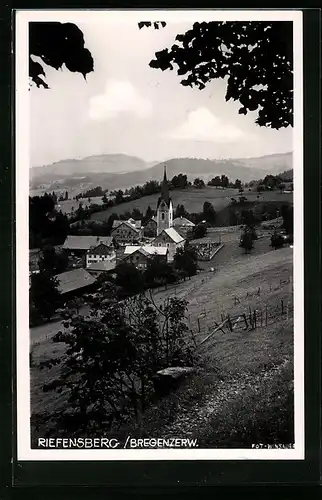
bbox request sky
[30,18,293,167]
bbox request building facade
[152,227,185,262]
[143,216,157,237]
[86,242,116,267]
[123,246,168,270]
[111,220,142,245]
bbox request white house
[152,227,185,262]
[86,242,116,268]
[123,245,168,269]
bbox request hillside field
[89,187,293,222]
[30,227,294,446]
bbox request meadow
[88,186,293,221]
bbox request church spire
[161,164,170,204]
[163,164,167,183]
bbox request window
[161,212,165,220]
[166,243,170,247]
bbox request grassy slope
[128,244,294,446]
[88,187,293,222]
[30,227,294,445]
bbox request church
[156,165,174,236]
[151,166,185,261]
[122,166,186,264]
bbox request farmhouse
[55,268,96,299]
[111,220,142,245]
[123,246,168,269]
[172,216,195,229]
[152,227,185,262]
[86,242,116,267]
[172,216,195,238]
[62,235,115,256]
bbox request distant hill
[30,152,292,194]
[30,154,150,181]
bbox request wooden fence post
[281,300,284,316]
[197,318,200,332]
[227,315,233,332]
[253,310,257,329]
[249,306,253,328]
[260,308,263,327]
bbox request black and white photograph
[16,9,304,460]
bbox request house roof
[160,227,185,244]
[145,217,157,226]
[111,220,140,233]
[172,216,195,227]
[124,245,168,256]
[112,220,123,228]
[86,261,116,272]
[87,242,115,255]
[62,236,114,251]
[55,268,96,294]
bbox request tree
[171,173,188,189]
[221,175,229,188]
[38,245,69,275]
[114,262,145,296]
[145,21,293,129]
[241,209,258,240]
[144,255,177,288]
[239,229,254,254]
[191,222,207,239]
[37,286,193,436]
[193,178,205,189]
[173,242,198,277]
[234,179,242,190]
[114,189,124,204]
[174,204,188,219]
[30,271,61,322]
[29,22,94,88]
[202,201,216,225]
[281,204,293,235]
[209,175,221,188]
[271,231,285,250]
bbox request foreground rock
[153,367,195,397]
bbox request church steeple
[161,164,170,205]
[156,164,173,235]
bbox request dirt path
[30,305,90,345]
[161,359,291,440]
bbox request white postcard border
[16,9,304,461]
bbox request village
[30,166,225,302]
[29,162,294,448]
